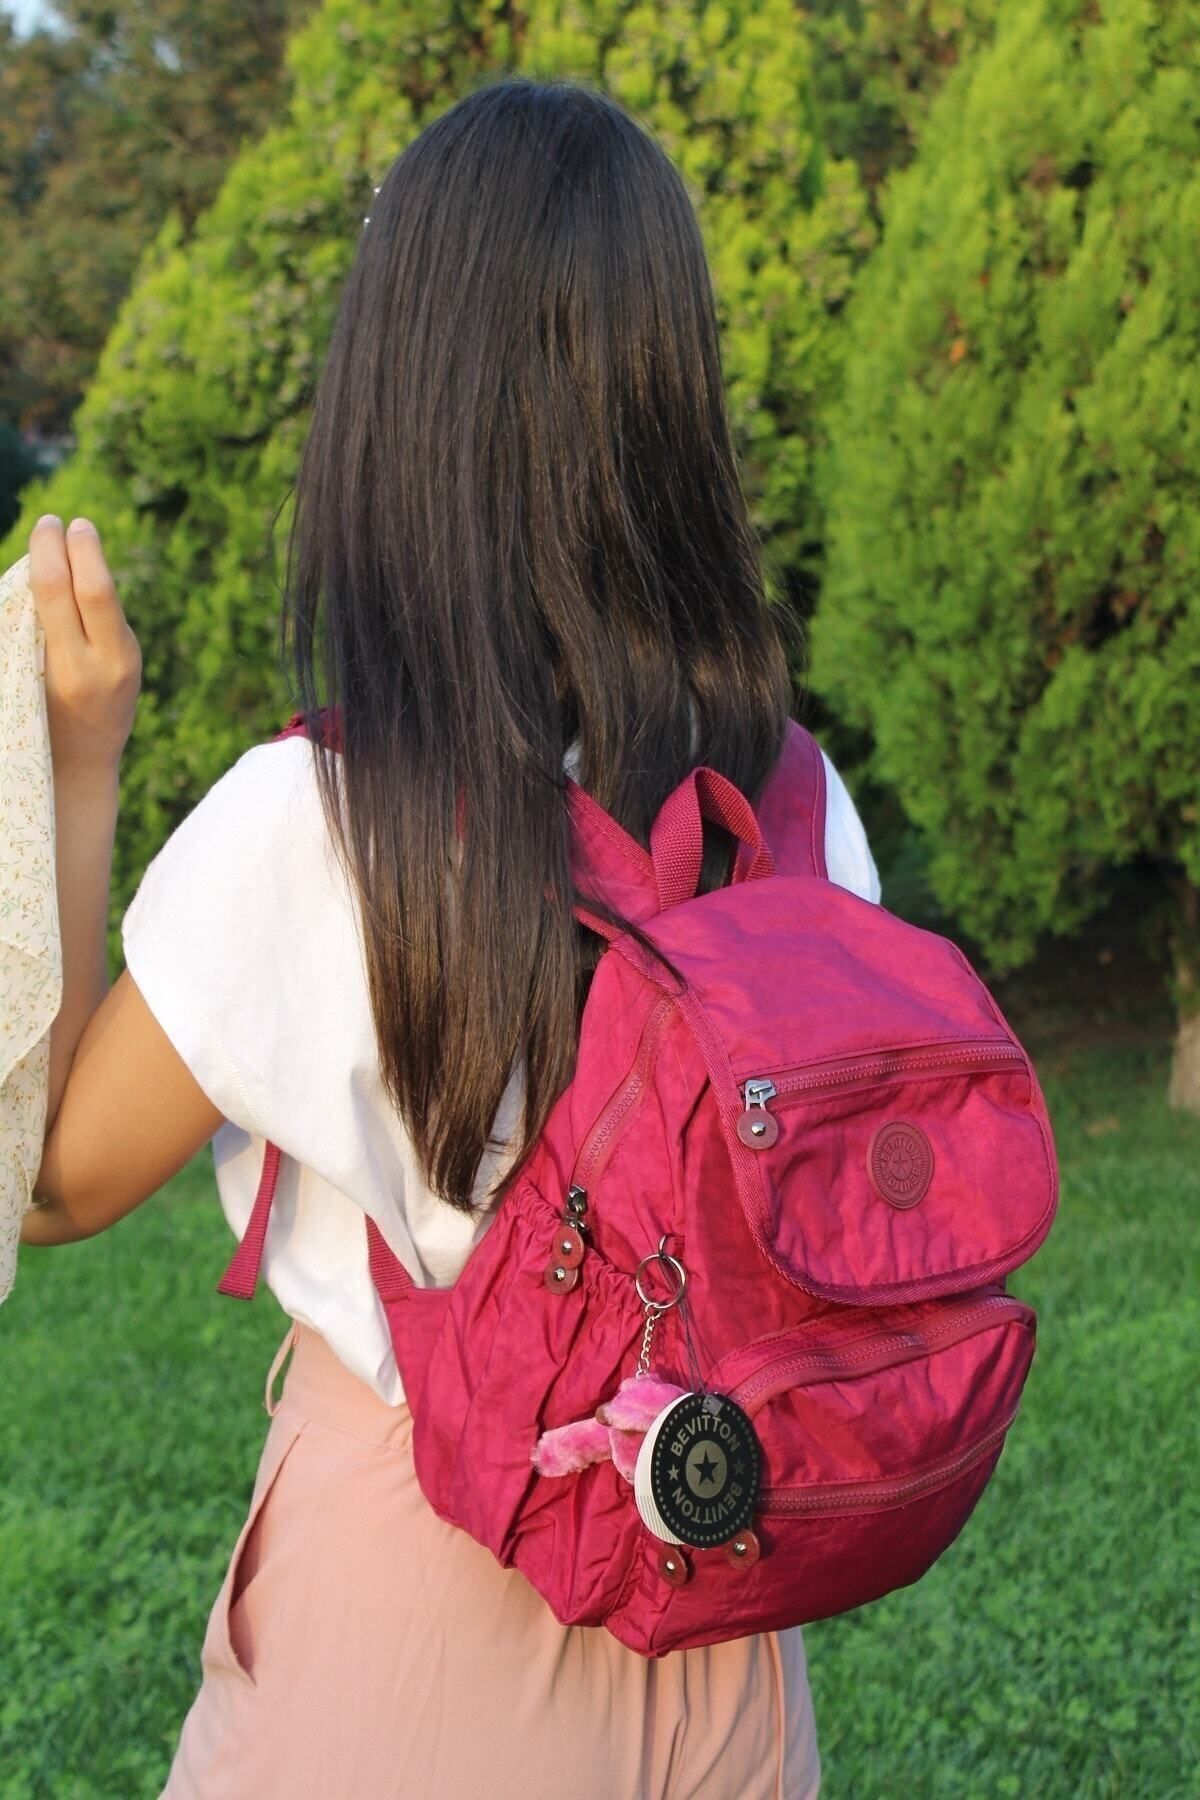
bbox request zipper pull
[545,1185,589,1294]
[737,1077,779,1150]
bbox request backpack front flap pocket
[623,876,1059,1307]
[717,1041,1058,1304]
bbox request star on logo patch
[694,1450,719,1486]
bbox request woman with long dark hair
[23,77,878,1796]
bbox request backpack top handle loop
[650,767,777,912]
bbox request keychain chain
[635,1305,661,1379]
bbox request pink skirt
[161,1322,821,1799]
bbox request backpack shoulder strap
[743,719,828,882]
[274,705,342,749]
[568,720,828,916]
[216,1129,415,1305]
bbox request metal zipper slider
[738,1077,779,1149]
[743,1078,777,1109]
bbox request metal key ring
[634,1239,688,1312]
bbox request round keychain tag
[637,1391,761,1550]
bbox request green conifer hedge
[807,0,996,188]
[811,0,1200,1102]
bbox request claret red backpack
[219,709,1057,1658]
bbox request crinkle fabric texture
[0,553,61,1304]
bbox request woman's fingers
[31,514,130,655]
[63,517,126,650]
[27,511,142,777]
[28,514,86,653]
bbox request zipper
[722,1296,1031,1516]
[544,996,676,1293]
[738,1041,1026,1118]
[726,1292,1030,1410]
[568,995,677,1200]
[756,1411,1017,1516]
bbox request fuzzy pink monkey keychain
[531,1374,690,1483]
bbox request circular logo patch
[869,1120,934,1209]
[648,1392,761,1549]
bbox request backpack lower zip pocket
[716,1293,1035,1524]
[756,1411,1018,1517]
[722,1291,1032,1407]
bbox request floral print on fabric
[0,553,61,1303]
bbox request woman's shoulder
[129,734,331,901]
[182,730,323,831]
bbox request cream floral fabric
[0,552,61,1304]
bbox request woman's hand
[28,514,141,780]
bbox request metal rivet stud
[658,1547,691,1587]
[543,1261,580,1294]
[737,1113,779,1150]
[723,1528,761,1569]
[555,1226,585,1268]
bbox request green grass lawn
[2,1037,1198,1797]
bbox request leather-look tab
[658,1547,691,1588]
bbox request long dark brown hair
[282,76,796,1215]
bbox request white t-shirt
[121,735,881,1404]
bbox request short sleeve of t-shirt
[121,738,365,1144]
